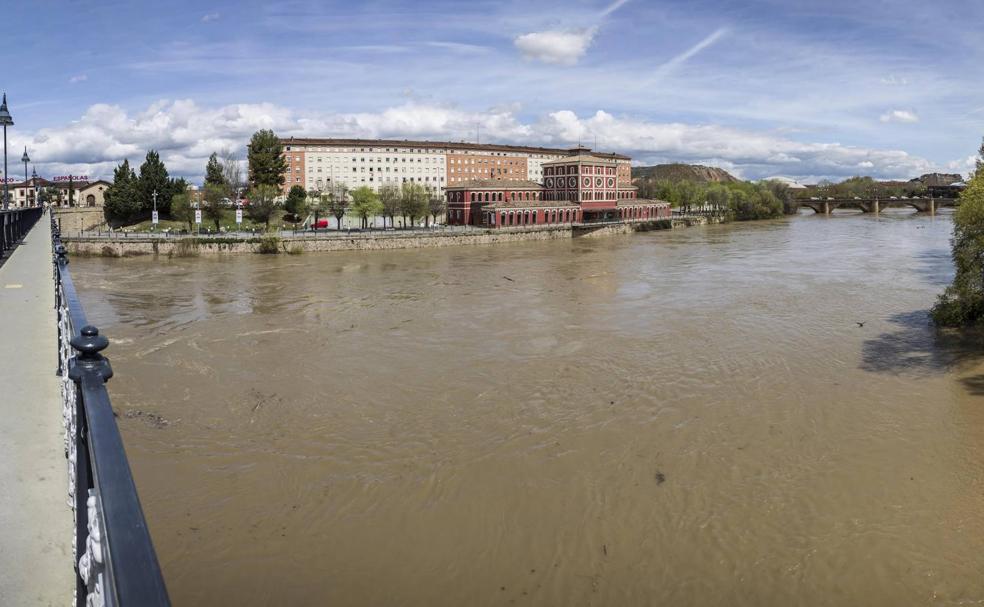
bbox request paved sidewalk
[0,215,73,606]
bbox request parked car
[311,218,330,229]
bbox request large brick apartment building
[277,137,633,196]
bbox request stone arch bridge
[795,197,957,214]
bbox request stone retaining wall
[53,208,107,233]
[63,217,721,258]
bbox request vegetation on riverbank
[636,177,788,220]
[932,146,984,326]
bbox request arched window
[86,194,96,206]
[501,212,506,225]
[532,211,537,224]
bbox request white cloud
[201,12,220,23]
[514,28,597,66]
[69,74,88,84]
[10,100,941,183]
[880,109,919,123]
[880,75,909,86]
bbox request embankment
[63,217,719,257]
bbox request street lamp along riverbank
[0,93,13,210]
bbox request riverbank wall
[62,216,722,257]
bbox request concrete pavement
[0,215,73,606]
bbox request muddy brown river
[74,211,984,606]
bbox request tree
[247,130,287,188]
[307,190,324,229]
[399,182,428,227]
[202,183,226,231]
[326,184,350,230]
[284,185,308,223]
[932,169,984,326]
[222,150,243,203]
[427,194,446,227]
[976,137,984,179]
[350,186,383,229]
[205,152,226,187]
[138,150,172,216]
[171,193,194,232]
[761,179,796,214]
[705,184,731,213]
[246,184,279,230]
[379,184,401,229]
[103,159,141,225]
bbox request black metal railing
[51,215,170,606]
[0,205,43,258]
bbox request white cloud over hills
[10,99,944,183]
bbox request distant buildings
[3,175,110,208]
[277,137,597,196]
[446,147,670,228]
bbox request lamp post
[0,93,13,210]
[31,167,38,208]
[20,147,29,207]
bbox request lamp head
[0,93,12,126]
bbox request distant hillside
[910,173,964,187]
[631,163,739,184]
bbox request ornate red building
[446,148,669,228]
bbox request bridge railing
[0,206,43,258]
[51,216,170,606]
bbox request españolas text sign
[1,175,90,184]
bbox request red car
[311,218,330,229]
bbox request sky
[2,0,983,184]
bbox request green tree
[171,193,194,232]
[932,170,984,326]
[400,182,428,227]
[761,179,796,214]
[350,186,383,229]
[284,185,308,223]
[202,183,226,231]
[247,130,287,188]
[307,190,324,229]
[137,150,172,216]
[706,183,731,213]
[246,183,280,230]
[326,184,350,230]
[427,193,446,226]
[379,184,401,229]
[103,159,141,225]
[205,152,226,187]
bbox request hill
[631,163,739,184]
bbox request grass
[122,209,303,233]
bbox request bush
[257,234,281,254]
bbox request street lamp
[20,147,29,207]
[31,166,38,208]
[0,93,13,210]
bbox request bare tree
[220,148,244,203]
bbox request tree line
[282,182,446,230]
[636,177,790,220]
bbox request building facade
[446,148,668,228]
[3,175,110,208]
[277,138,584,197]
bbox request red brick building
[446,148,669,228]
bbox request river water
[74,210,984,606]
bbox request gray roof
[445,179,544,190]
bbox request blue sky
[3,0,983,183]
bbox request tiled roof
[618,199,671,207]
[542,154,620,166]
[280,137,631,160]
[445,179,544,190]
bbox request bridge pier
[822,201,830,215]
[873,199,880,214]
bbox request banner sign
[152,211,159,225]
[235,209,243,224]
[195,209,202,224]
[51,175,89,183]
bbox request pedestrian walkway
[0,215,72,606]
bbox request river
[74,210,984,606]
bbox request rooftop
[280,138,630,160]
[446,179,544,190]
[542,153,620,166]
